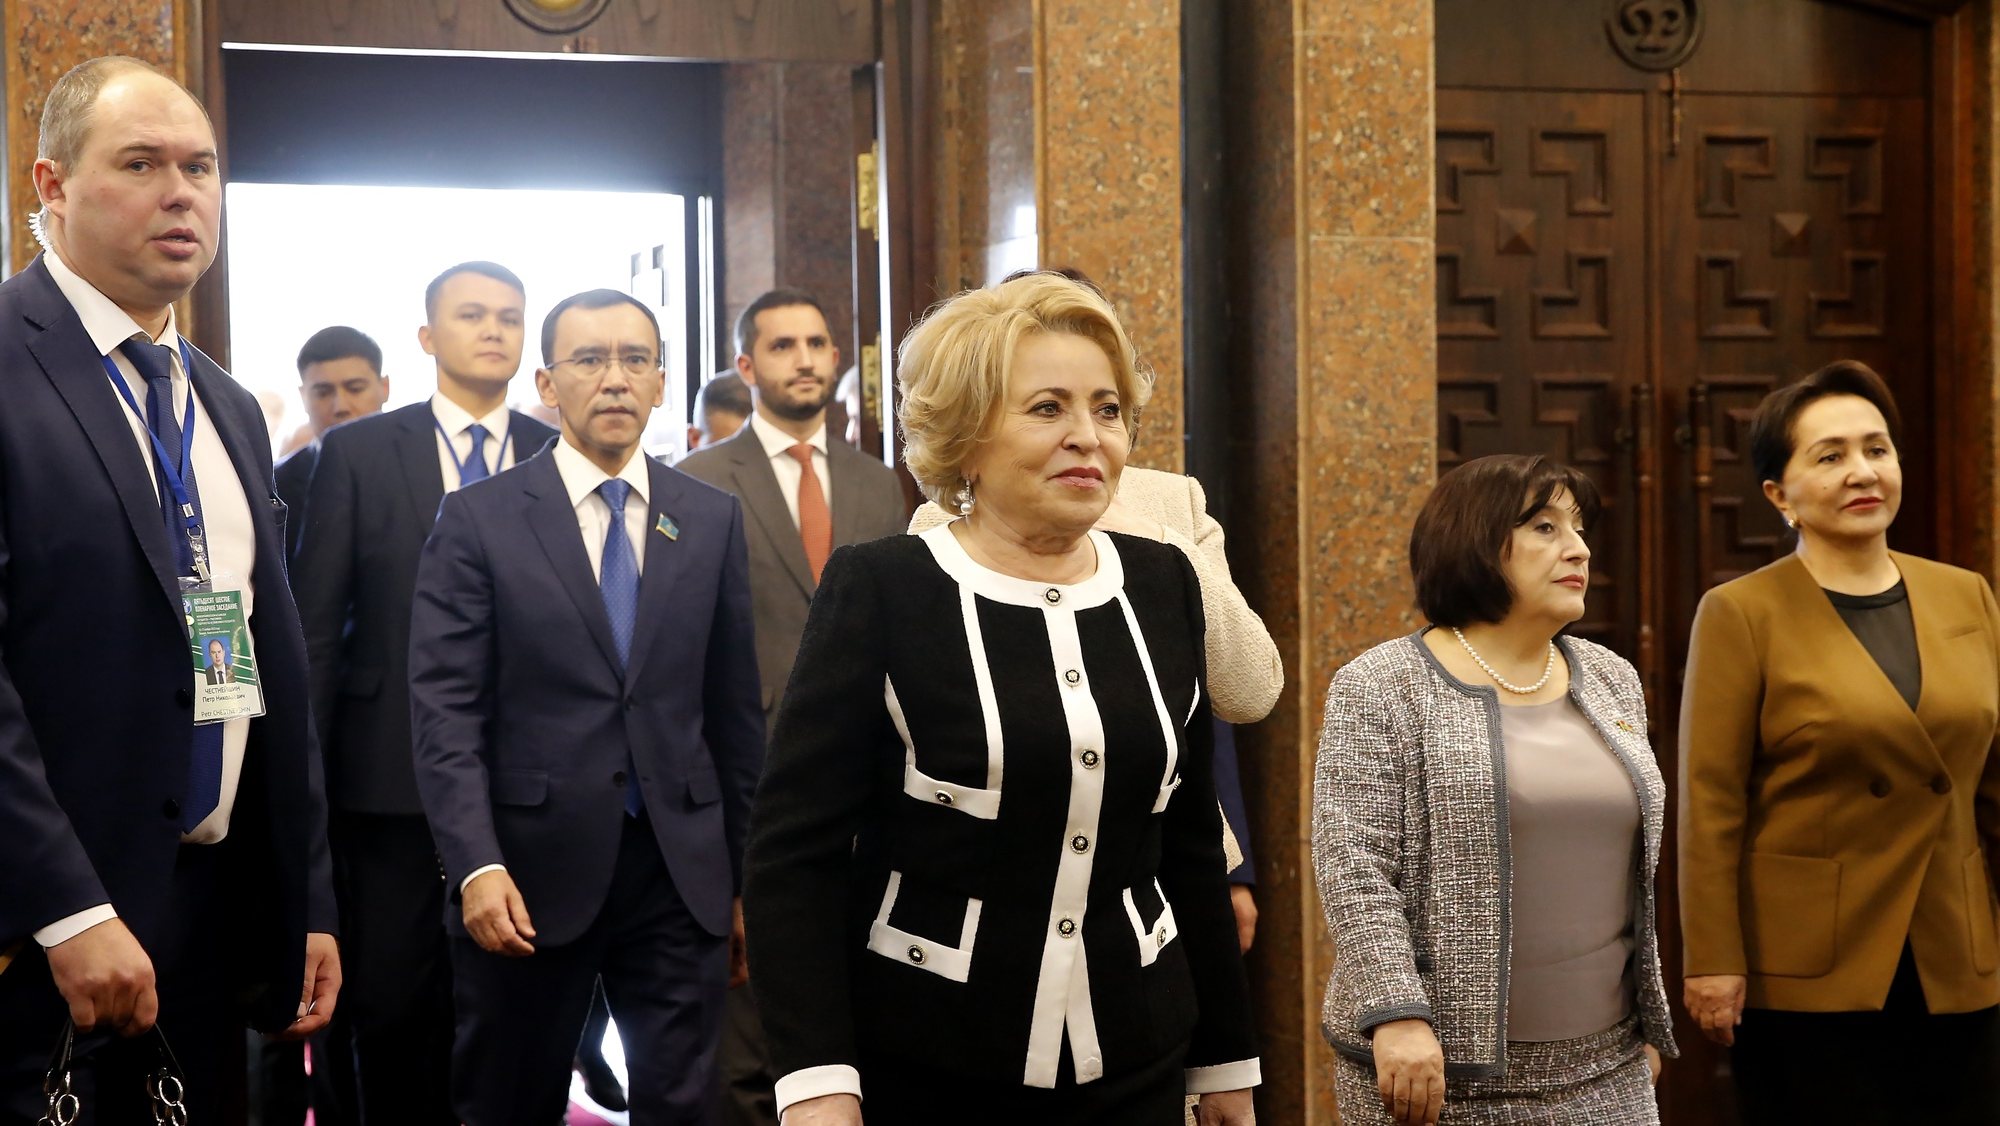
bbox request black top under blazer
[744,525,1259,1108]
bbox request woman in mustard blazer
[1679,361,2000,1123]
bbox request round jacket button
[1057,917,1077,937]
[934,790,954,806]
[1869,777,1892,799]
[1932,775,1953,795]
[1064,669,1082,686]
[161,798,181,820]
[1044,588,1062,605]
[1079,749,1100,769]
[1070,834,1090,854]
[613,771,627,787]
[906,945,926,965]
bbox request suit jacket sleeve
[0,495,110,943]
[742,544,888,1086]
[1156,551,1260,1082]
[1313,658,1432,1032]
[408,490,505,886]
[1677,586,1762,977]
[1157,476,1283,725]
[1975,578,2000,895]
[292,430,358,754]
[703,497,766,892]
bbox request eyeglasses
[550,353,661,377]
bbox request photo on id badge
[186,585,265,722]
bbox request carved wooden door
[1437,3,1943,1124]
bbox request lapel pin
[656,514,679,541]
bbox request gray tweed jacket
[1312,630,1678,1078]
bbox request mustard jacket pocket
[1965,851,1999,975]
[1743,853,1840,978]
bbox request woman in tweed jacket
[1313,455,1676,1125]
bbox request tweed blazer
[1679,552,2000,1014]
[1313,631,1677,1079]
[910,466,1283,724]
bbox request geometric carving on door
[1532,130,1613,215]
[1697,252,1776,339]
[1532,250,1613,339]
[1496,208,1538,255]
[1438,125,1500,213]
[1698,130,1774,216]
[1809,251,1887,338]
[1770,212,1812,257]
[1700,374,1787,577]
[1809,130,1885,216]
[1532,372,1618,465]
[1438,250,1501,338]
[1438,370,1502,466]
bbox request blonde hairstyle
[897,272,1150,514]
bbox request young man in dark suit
[677,289,908,1125]
[272,326,388,561]
[410,288,763,1124]
[0,56,337,1119]
[290,261,555,1123]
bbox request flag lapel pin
[656,514,680,541]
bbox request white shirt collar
[429,390,512,440]
[41,245,182,358]
[748,410,827,461]
[552,437,651,512]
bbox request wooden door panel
[1436,90,1649,654]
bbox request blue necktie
[459,423,491,486]
[598,479,643,816]
[121,339,224,832]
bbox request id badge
[184,578,266,724]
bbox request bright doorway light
[225,182,685,456]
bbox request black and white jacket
[743,525,1260,1116]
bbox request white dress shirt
[430,391,518,490]
[747,411,828,529]
[459,438,651,894]
[36,248,259,946]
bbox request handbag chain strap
[37,1019,189,1125]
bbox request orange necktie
[788,443,832,583]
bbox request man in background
[677,289,907,1126]
[687,369,752,452]
[273,325,388,559]
[292,261,555,1124]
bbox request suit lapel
[21,262,181,616]
[827,440,868,550]
[623,459,692,685]
[1779,554,1943,765]
[394,403,448,527]
[725,429,814,597]
[184,345,283,587]
[522,456,624,676]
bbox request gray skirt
[1333,1016,1658,1126]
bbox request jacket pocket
[1742,852,1839,977]
[490,768,548,807]
[1122,878,1180,967]
[865,870,981,982]
[687,759,721,805]
[1965,850,1999,974]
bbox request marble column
[4,0,186,275]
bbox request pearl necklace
[1451,627,1556,695]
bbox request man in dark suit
[291,261,553,1123]
[272,326,388,561]
[0,56,337,1120]
[410,288,762,1124]
[677,289,907,1126]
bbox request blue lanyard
[433,414,511,485]
[101,339,208,581]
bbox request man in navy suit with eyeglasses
[410,288,763,1125]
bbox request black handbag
[38,1018,190,1126]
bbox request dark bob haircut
[1410,454,1602,628]
[1747,360,1902,487]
